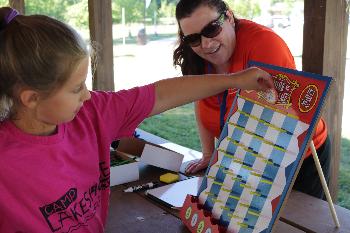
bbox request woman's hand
[185,153,212,174]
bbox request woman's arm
[195,102,215,157]
[149,67,272,116]
[184,102,215,173]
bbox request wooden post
[9,0,25,14]
[302,0,326,74]
[323,0,348,200]
[303,0,348,199]
[88,0,114,91]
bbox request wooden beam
[302,0,326,74]
[322,0,348,200]
[9,0,25,14]
[303,0,348,199]
[88,0,114,91]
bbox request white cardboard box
[110,137,185,186]
[110,160,139,186]
[140,143,184,172]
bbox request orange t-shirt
[197,19,327,158]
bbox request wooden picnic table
[105,162,350,233]
[106,130,350,232]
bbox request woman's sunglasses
[182,12,226,47]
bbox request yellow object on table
[160,173,179,184]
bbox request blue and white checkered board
[198,96,309,233]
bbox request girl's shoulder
[77,85,155,139]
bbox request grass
[140,103,201,151]
[140,104,350,210]
[338,138,350,209]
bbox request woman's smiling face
[179,5,236,69]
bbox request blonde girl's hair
[0,7,89,121]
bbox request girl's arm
[149,67,272,116]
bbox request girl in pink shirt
[0,7,272,233]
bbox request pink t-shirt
[0,84,155,233]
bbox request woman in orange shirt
[173,0,330,199]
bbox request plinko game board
[180,61,333,233]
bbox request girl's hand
[233,67,274,91]
[185,153,211,174]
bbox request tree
[226,0,261,19]
[156,0,176,18]
[112,0,144,23]
[0,0,9,6]
[25,0,69,21]
[65,0,89,28]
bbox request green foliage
[156,1,176,18]
[65,0,89,29]
[112,0,176,24]
[113,0,145,23]
[0,0,176,27]
[0,0,9,7]
[25,0,70,21]
[139,104,201,151]
[226,0,261,19]
[338,138,350,209]
[341,138,350,168]
[0,0,89,29]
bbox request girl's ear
[19,90,40,109]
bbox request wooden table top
[105,163,350,233]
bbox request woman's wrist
[202,152,212,157]
[202,153,212,163]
